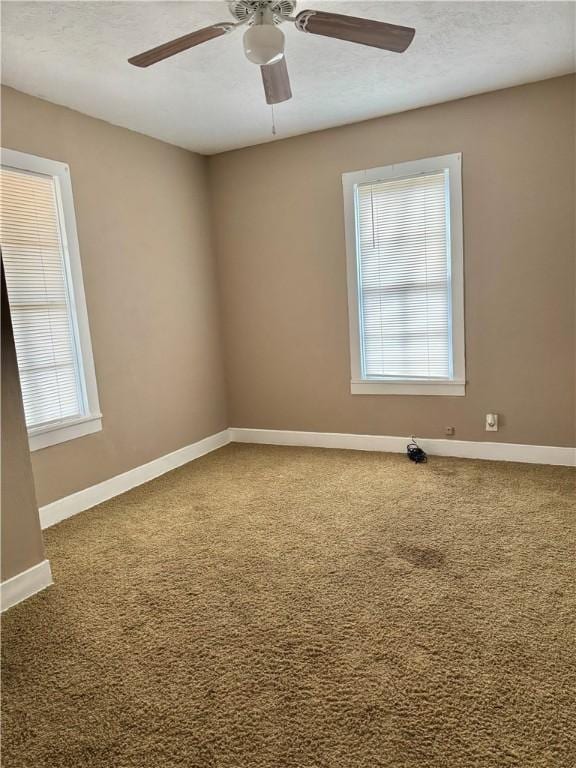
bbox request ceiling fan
[128,1,415,105]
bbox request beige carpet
[2,444,575,768]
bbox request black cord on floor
[407,436,427,464]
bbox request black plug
[407,437,427,464]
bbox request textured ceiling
[1,1,575,154]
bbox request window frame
[1,147,102,450]
[342,152,466,396]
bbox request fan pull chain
[271,104,277,136]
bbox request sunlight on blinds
[356,171,451,379]
[0,167,84,428]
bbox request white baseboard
[38,425,574,532]
[39,429,231,529]
[1,559,53,613]
[229,428,576,467]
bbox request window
[343,153,465,396]
[1,148,101,450]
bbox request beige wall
[1,86,228,506]
[1,76,574,539]
[209,76,576,447]
[1,266,45,581]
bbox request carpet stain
[394,543,446,568]
[2,444,575,768]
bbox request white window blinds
[355,170,452,380]
[0,166,85,429]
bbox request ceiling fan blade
[128,23,234,67]
[261,57,292,105]
[295,11,415,53]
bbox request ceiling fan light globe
[243,24,285,65]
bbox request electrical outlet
[445,426,455,436]
[485,413,498,431]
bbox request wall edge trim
[39,429,231,529]
[229,428,576,466]
[1,559,53,612]
[37,426,574,533]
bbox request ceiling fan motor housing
[228,0,296,25]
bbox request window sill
[351,379,466,396]
[28,414,102,452]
